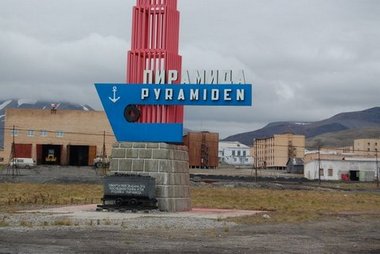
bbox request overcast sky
[1,0,379,138]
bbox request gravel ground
[0,166,303,184]
[0,207,238,230]
[0,215,379,253]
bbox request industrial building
[354,138,379,156]
[1,108,115,166]
[304,158,378,181]
[218,141,253,166]
[286,158,304,174]
[183,131,218,168]
[304,147,354,163]
[253,133,305,170]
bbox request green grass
[19,220,33,227]
[0,183,103,212]
[312,181,380,191]
[191,186,380,223]
[1,183,379,224]
[0,217,9,227]
[53,219,74,226]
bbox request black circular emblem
[124,105,141,122]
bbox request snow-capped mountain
[0,99,94,148]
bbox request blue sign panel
[95,83,252,142]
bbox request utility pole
[376,150,379,188]
[102,131,106,175]
[255,139,258,182]
[102,131,106,162]
[318,145,321,185]
[10,125,16,177]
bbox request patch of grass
[223,222,230,233]
[40,221,50,227]
[191,186,380,224]
[53,219,73,226]
[0,217,9,227]
[316,181,380,191]
[205,228,218,238]
[0,221,9,227]
[103,219,112,225]
[0,183,103,212]
[19,220,33,227]
[2,183,379,225]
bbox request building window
[237,150,241,156]
[232,150,235,156]
[368,148,370,152]
[243,151,246,156]
[56,131,64,138]
[27,130,34,137]
[319,168,324,176]
[40,130,48,137]
[328,168,333,177]
[10,129,18,136]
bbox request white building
[304,158,378,181]
[218,141,254,166]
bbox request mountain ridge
[223,107,380,146]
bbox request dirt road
[0,215,379,253]
[0,166,302,184]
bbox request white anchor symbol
[108,86,121,103]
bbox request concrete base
[109,142,191,212]
[24,205,264,220]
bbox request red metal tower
[127,0,183,124]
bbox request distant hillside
[224,107,380,146]
[0,99,94,148]
[306,127,380,148]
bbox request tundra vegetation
[0,183,379,224]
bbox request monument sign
[95,0,252,143]
[95,0,252,212]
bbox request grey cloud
[0,31,127,107]
[1,0,380,138]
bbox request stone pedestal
[109,142,191,212]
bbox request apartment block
[253,133,305,169]
[354,139,380,156]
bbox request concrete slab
[22,204,263,220]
